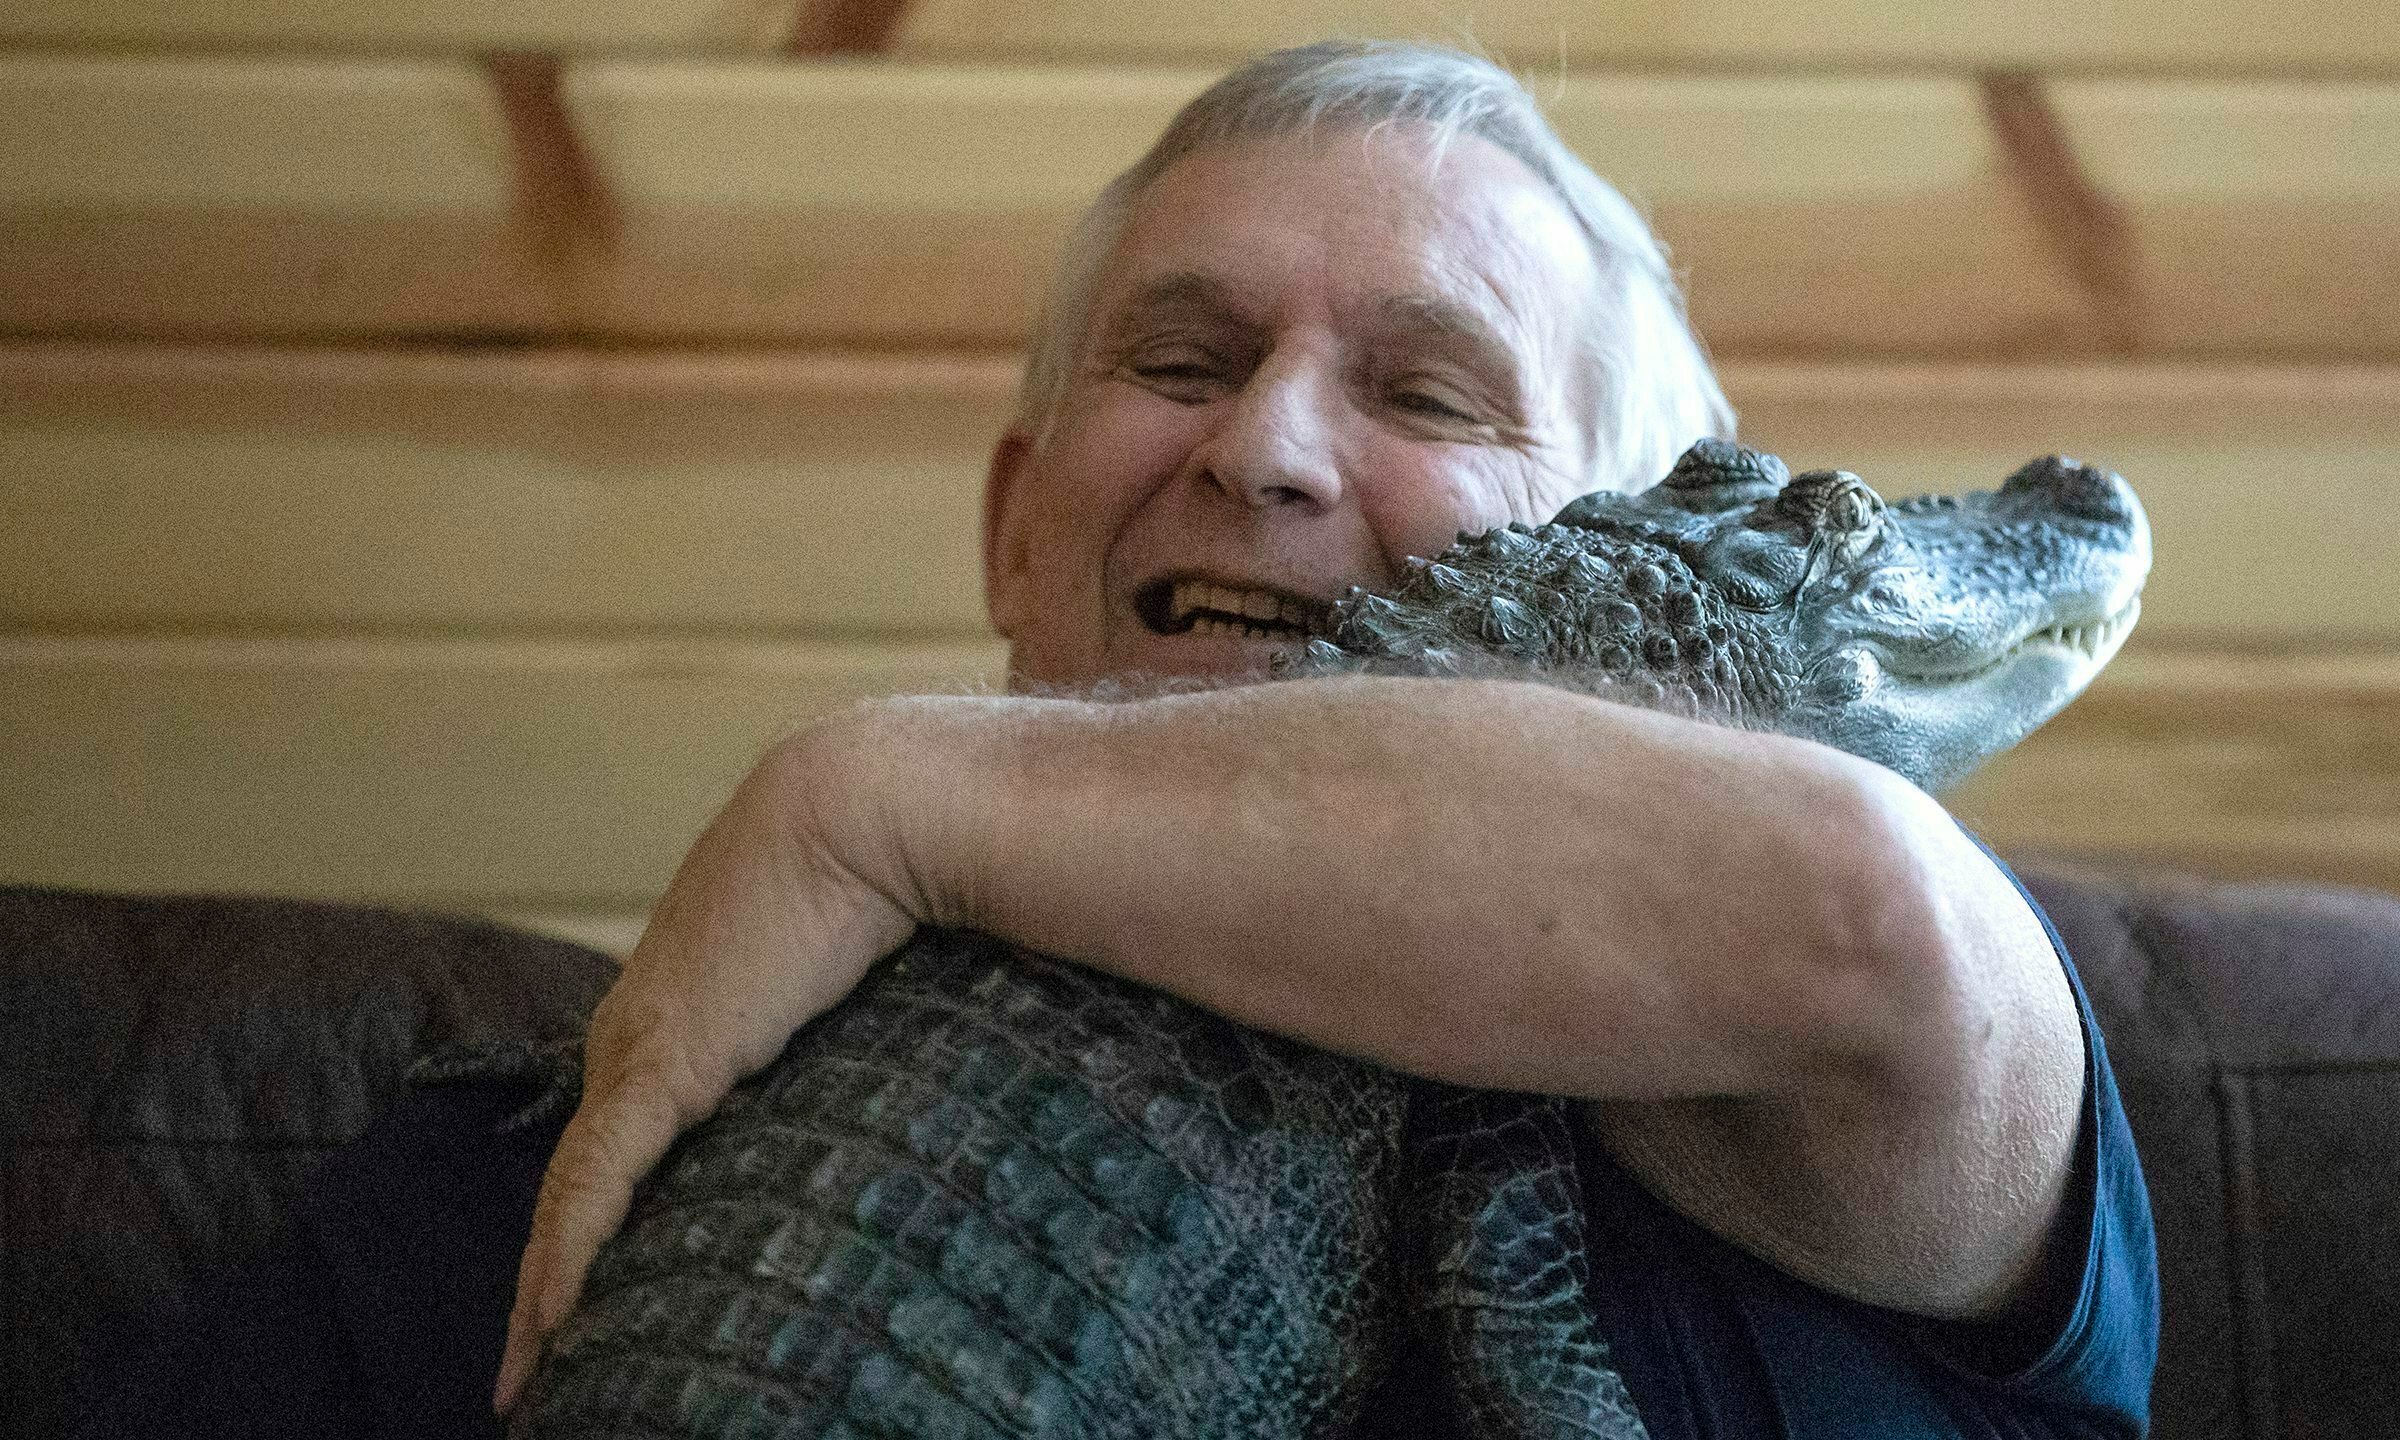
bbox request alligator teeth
[2031,604,2136,658]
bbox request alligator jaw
[1881,593,2145,686]
[2018,603,2141,668]
[1846,592,2142,792]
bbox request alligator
[492,441,2150,1439]
[1308,440,2146,794]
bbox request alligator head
[1296,439,2152,793]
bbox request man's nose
[1193,363,1348,512]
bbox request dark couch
[5,863,2398,1438]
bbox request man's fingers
[492,1274,546,1417]
[492,1081,690,1415]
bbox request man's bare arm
[905,679,1927,1096]
[497,673,2081,1407]
[891,674,2085,1320]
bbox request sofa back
[2023,865,2400,1437]
[0,888,615,1440]
[5,868,2399,1438]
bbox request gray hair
[1012,39,1736,495]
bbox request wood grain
[8,0,2396,71]
[484,50,622,281]
[895,0,2400,73]
[2049,79,2400,360]
[787,0,916,56]
[0,56,546,339]
[1981,73,2142,353]
[7,59,2396,360]
[1951,647,2400,896]
[0,633,1005,907]
[0,0,796,53]
[0,344,1011,634]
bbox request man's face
[983,124,1608,689]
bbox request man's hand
[491,721,923,1414]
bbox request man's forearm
[787,674,1957,1101]
[495,670,2072,1385]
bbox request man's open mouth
[1134,578,1328,640]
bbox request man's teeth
[1171,580,1316,635]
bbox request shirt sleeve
[1938,837,2162,1434]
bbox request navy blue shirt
[1581,846,2159,1438]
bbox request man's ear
[981,429,1037,640]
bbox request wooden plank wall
[4,3,2396,947]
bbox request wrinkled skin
[502,442,2148,1440]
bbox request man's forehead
[1091,129,1595,355]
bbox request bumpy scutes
[516,937,1412,1440]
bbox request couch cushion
[0,887,616,1440]
[2021,864,2400,1440]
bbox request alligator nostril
[2054,465,2138,526]
[2002,455,2136,526]
[2000,455,2072,496]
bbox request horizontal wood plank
[9,0,2398,73]
[0,56,549,337]
[2049,80,2400,358]
[1532,74,2089,359]
[3,635,2392,908]
[0,0,790,53]
[0,57,513,209]
[1952,647,2400,895]
[552,61,1177,345]
[7,59,2398,360]
[897,2,2400,74]
[0,345,1011,634]
[0,634,1006,907]
[7,344,2394,644]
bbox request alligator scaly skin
[514,932,1412,1438]
[1396,1087,1647,1438]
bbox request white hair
[1011,39,1736,495]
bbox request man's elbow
[1781,758,2008,1084]
[1807,758,2072,1117]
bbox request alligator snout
[2000,456,2141,527]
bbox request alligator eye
[1776,471,1885,556]
[1774,471,1888,603]
[1820,479,1884,541]
[1658,439,1793,514]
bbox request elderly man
[500,41,2156,1437]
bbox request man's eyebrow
[1374,293,1523,376]
[1103,271,1255,336]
